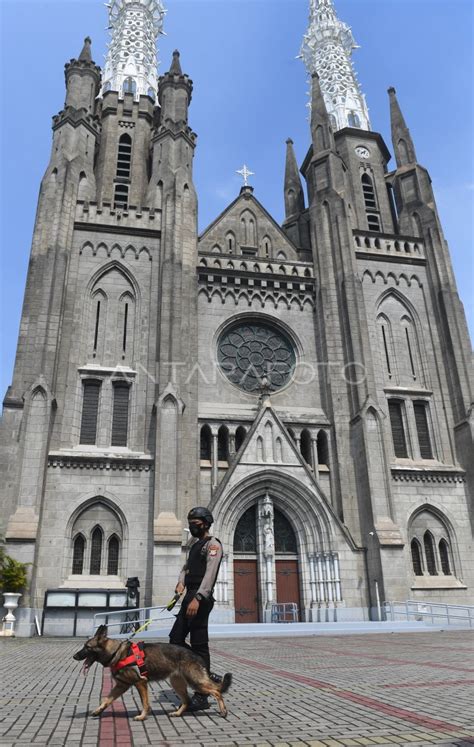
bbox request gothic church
[1,0,473,635]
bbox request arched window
[233,505,257,552]
[410,539,423,576]
[116,134,132,179]
[235,426,247,452]
[274,509,297,553]
[377,315,393,378]
[114,184,129,210]
[329,113,337,130]
[217,425,229,462]
[111,381,130,447]
[439,539,451,575]
[200,424,212,461]
[423,531,437,575]
[300,429,312,468]
[90,526,103,574]
[348,112,360,128]
[226,232,235,254]
[93,299,101,353]
[72,534,85,574]
[80,379,101,445]
[107,535,120,575]
[317,430,329,467]
[412,212,423,238]
[147,86,155,100]
[123,77,137,95]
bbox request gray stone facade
[1,21,472,636]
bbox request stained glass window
[234,506,257,552]
[274,509,297,553]
[218,322,296,393]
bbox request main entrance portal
[233,498,301,622]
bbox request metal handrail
[384,600,474,628]
[271,602,299,623]
[92,604,177,637]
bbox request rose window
[218,321,296,393]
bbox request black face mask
[189,524,206,538]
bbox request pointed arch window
[123,77,137,96]
[235,426,247,453]
[217,425,229,462]
[317,430,329,467]
[200,424,212,461]
[80,379,101,445]
[410,539,423,576]
[72,535,85,574]
[348,112,361,128]
[233,506,257,553]
[274,509,297,553]
[362,174,377,210]
[107,535,120,575]
[423,531,437,575]
[300,429,312,468]
[90,526,103,574]
[439,539,451,576]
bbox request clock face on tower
[355,146,370,159]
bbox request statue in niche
[261,494,274,555]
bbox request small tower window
[329,113,337,130]
[413,401,433,459]
[114,184,129,210]
[217,425,229,462]
[361,174,377,210]
[116,134,132,179]
[147,86,155,100]
[367,214,381,232]
[300,429,312,468]
[235,426,247,452]
[388,400,408,458]
[111,382,130,447]
[123,77,137,95]
[348,112,361,128]
[80,379,101,445]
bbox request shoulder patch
[208,544,220,557]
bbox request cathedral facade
[1,0,473,635]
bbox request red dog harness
[111,641,148,679]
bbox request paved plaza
[0,631,473,747]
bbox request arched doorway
[233,497,302,623]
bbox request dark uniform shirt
[178,536,223,599]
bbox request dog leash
[127,592,182,641]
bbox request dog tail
[219,673,232,694]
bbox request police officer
[169,506,223,712]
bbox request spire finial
[300,0,370,132]
[101,0,167,100]
[169,50,182,75]
[79,36,92,62]
[388,86,417,167]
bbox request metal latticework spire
[101,0,166,100]
[300,0,370,131]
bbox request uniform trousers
[169,588,214,672]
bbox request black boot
[187,692,210,712]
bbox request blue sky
[1,0,473,398]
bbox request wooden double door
[234,557,301,623]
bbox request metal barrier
[93,604,176,637]
[384,600,474,628]
[271,602,299,623]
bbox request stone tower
[1,0,472,635]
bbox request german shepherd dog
[73,625,232,720]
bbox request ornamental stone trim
[391,469,465,484]
[48,454,153,471]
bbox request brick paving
[0,631,473,747]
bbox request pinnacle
[388,86,396,96]
[286,138,294,145]
[169,50,182,75]
[79,36,92,62]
